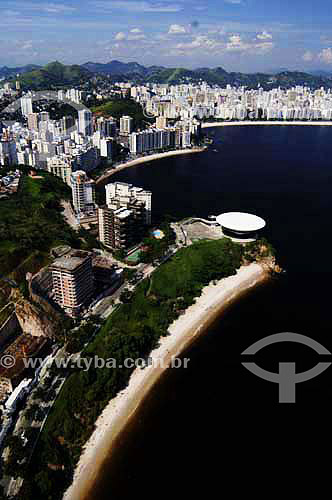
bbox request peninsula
[24,237,277,499]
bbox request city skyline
[2,0,332,72]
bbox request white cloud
[318,48,332,64]
[11,2,76,13]
[128,33,146,40]
[168,24,186,34]
[226,34,248,51]
[256,31,272,40]
[226,34,274,53]
[21,40,33,50]
[175,35,221,51]
[224,0,243,4]
[302,50,314,62]
[130,28,142,33]
[115,31,126,40]
[92,1,183,13]
[254,41,274,53]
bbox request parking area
[184,221,222,241]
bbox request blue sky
[2,0,332,71]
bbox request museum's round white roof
[216,212,266,232]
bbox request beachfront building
[105,181,152,225]
[98,181,151,250]
[50,250,94,317]
[98,206,139,250]
[129,128,177,154]
[216,212,266,241]
[70,170,96,216]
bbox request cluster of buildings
[54,178,151,315]
[0,95,117,183]
[129,82,332,122]
[0,84,203,174]
[129,121,194,154]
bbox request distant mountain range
[0,64,42,79]
[2,60,332,90]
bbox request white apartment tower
[100,138,113,159]
[70,170,96,215]
[21,96,33,117]
[120,115,134,135]
[105,181,152,225]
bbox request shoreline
[96,147,206,184]
[202,120,332,128]
[63,261,271,500]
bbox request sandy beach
[63,261,270,500]
[202,120,332,128]
[96,147,205,184]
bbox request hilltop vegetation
[92,98,151,128]
[16,62,91,90]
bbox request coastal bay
[89,125,332,497]
[96,147,206,185]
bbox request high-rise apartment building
[71,170,96,215]
[120,115,134,135]
[98,181,151,250]
[98,206,138,250]
[47,156,72,185]
[156,116,168,129]
[100,138,113,159]
[78,110,93,136]
[21,97,33,117]
[50,250,94,317]
[27,113,39,131]
[0,140,18,166]
[96,117,117,137]
[105,181,152,225]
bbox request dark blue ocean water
[93,126,332,497]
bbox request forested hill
[4,61,332,90]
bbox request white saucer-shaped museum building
[216,212,266,241]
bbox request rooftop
[216,212,266,232]
[51,250,91,271]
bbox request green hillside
[17,62,91,90]
[92,98,151,128]
[0,170,83,304]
